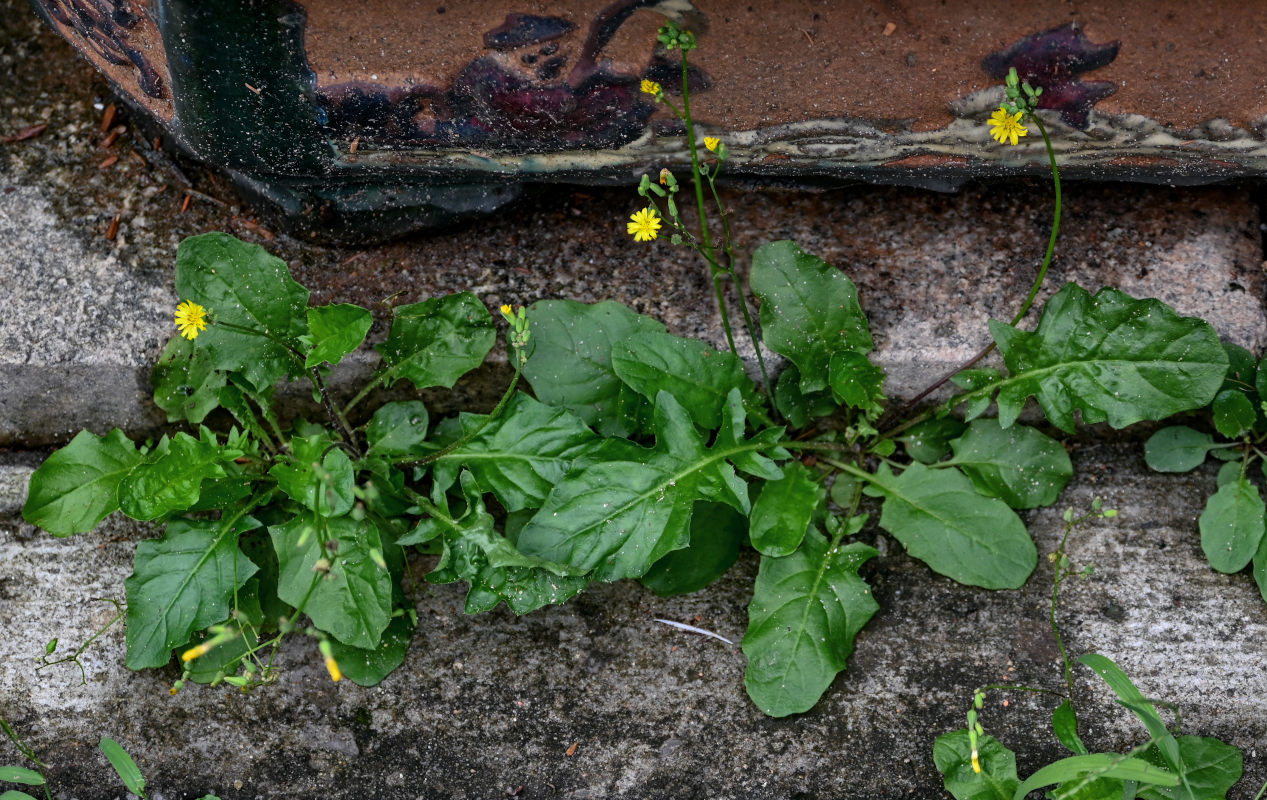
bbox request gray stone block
[1,444,1263,797]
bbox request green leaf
[1078,653,1182,771]
[612,329,754,431]
[869,463,1037,589]
[302,303,372,369]
[517,391,757,580]
[898,417,966,464]
[118,431,229,520]
[99,738,146,798]
[151,336,227,423]
[951,369,1002,422]
[933,730,1019,800]
[327,613,414,687]
[748,462,822,557]
[943,418,1073,509]
[989,284,1227,433]
[828,350,886,412]
[22,429,142,536]
[0,767,43,786]
[175,232,309,392]
[124,518,259,669]
[270,514,393,648]
[1013,755,1178,800]
[1053,699,1089,755]
[375,293,496,391]
[425,472,588,613]
[773,365,838,428]
[1212,389,1256,439]
[269,434,355,517]
[1151,736,1243,800]
[641,502,746,596]
[743,534,878,717]
[523,299,664,436]
[1198,476,1265,573]
[431,393,597,512]
[365,401,431,458]
[750,240,873,394]
[0,791,40,800]
[1144,426,1215,473]
[1254,535,1267,603]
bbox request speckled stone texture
[1,444,1265,799]
[3,5,1267,799]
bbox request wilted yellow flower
[181,642,212,662]
[640,79,661,96]
[988,107,1028,146]
[704,136,720,152]
[659,168,670,185]
[627,207,661,242]
[318,639,342,682]
[174,300,208,340]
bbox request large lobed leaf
[869,463,1036,589]
[270,514,393,649]
[749,240,873,394]
[118,430,235,521]
[943,418,1073,509]
[517,391,762,581]
[124,518,259,669]
[611,329,754,431]
[419,472,588,614]
[151,336,227,424]
[431,393,598,512]
[742,533,878,717]
[175,232,310,392]
[302,303,372,369]
[989,284,1227,433]
[23,429,142,536]
[375,293,496,391]
[523,299,665,437]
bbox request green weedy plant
[0,720,218,800]
[21,26,1231,716]
[933,504,1250,800]
[1143,341,1267,602]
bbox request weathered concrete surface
[1,444,1264,799]
[4,0,1267,446]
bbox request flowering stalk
[887,68,1062,426]
[634,22,774,407]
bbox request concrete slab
[0,444,1263,799]
[3,0,1265,446]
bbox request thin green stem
[897,112,1063,412]
[312,366,361,457]
[342,369,389,416]
[393,365,522,469]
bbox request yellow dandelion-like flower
[704,136,720,152]
[988,107,1028,146]
[627,207,661,242]
[499,304,513,315]
[640,79,661,96]
[181,642,212,662]
[174,300,209,340]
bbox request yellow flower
[174,300,209,340]
[988,107,1028,146]
[318,639,342,682]
[499,304,513,315]
[704,136,720,152]
[627,207,661,242]
[658,168,670,185]
[640,79,661,96]
[971,749,981,774]
[181,642,212,662]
